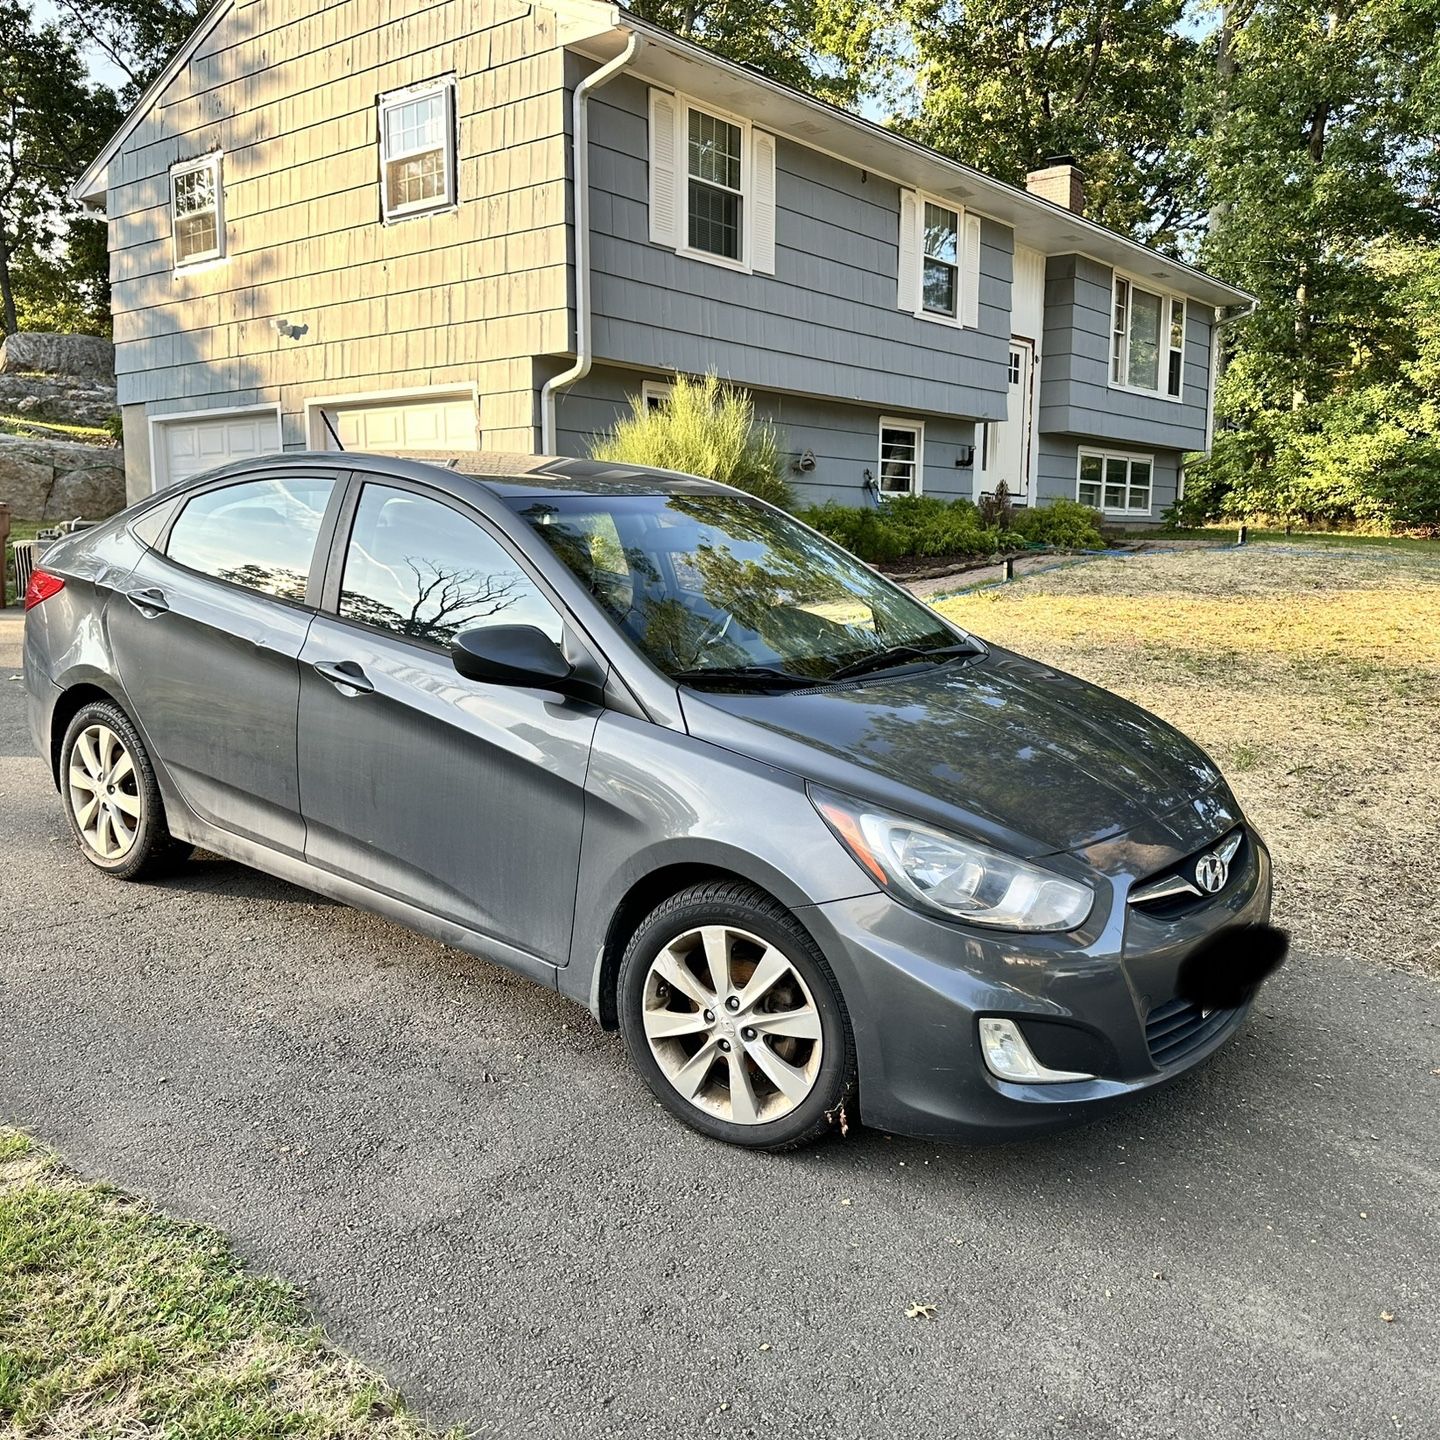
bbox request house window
[922,202,959,317]
[687,106,744,261]
[1168,300,1186,398]
[1078,449,1152,515]
[171,154,223,266]
[641,380,674,411]
[1112,274,1185,397]
[378,79,456,221]
[878,420,924,497]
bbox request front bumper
[806,832,1273,1141]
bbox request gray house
[71,0,1253,522]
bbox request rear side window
[338,484,562,647]
[166,476,333,602]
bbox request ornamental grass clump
[590,373,794,508]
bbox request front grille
[1129,828,1246,920]
[1145,996,1231,1068]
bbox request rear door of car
[295,474,603,968]
[106,466,346,856]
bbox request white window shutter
[648,89,681,248]
[897,188,921,314]
[751,129,777,274]
[961,212,983,328]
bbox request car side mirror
[451,625,572,688]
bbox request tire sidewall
[619,886,854,1149]
[60,701,165,880]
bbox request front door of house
[980,338,1034,502]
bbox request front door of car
[105,469,342,856]
[296,478,602,967]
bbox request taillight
[23,568,65,611]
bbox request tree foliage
[889,0,1201,246]
[0,0,121,336]
[627,0,882,106]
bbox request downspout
[540,32,641,455]
[1202,299,1257,456]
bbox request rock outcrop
[0,331,115,383]
[0,372,118,430]
[0,434,126,521]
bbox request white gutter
[540,31,642,455]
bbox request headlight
[810,787,1094,932]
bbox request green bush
[1009,498,1106,550]
[799,495,1000,563]
[589,373,794,508]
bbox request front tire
[618,881,857,1150]
[59,700,190,881]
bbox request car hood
[679,646,1232,858]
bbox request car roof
[264,450,733,499]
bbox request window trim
[1109,271,1187,403]
[877,417,925,499]
[377,76,457,224]
[919,196,961,322]
[641,379,675,411]
[155,467,345,612]
[169,152,225,270]
[676,97,754,274]
[1076,446,1155,517]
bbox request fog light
[978,1018,1094,1083]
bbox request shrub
[589,373,794,508]
[798,495,1001,564]
[1009,498,1105,550]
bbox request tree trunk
[0,219,18,337]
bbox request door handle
[125,586,170,617]
[313,659,374,696]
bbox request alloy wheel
[68,723,142,860]
[641,924,824,1125]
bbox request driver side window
[337,484,562,647]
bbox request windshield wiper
[826,641,981,683]
[671,664,819,691]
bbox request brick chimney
[1025,157,1085,215]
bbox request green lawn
[0,1130,454,1439]
[1112,524,1439,555]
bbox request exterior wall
[577,63,1015,425]
[105,0,571,493]
[1034,432,1181,526]
[550,363,980,507]
[1038,254,1212,453]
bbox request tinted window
[509,491,962,683]
[166,475,333,601]
[338,485,562,647]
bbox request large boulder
[0,434,126,521]
[0,372,118,429]
[0,331,115,383]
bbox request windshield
[506,491,970,685]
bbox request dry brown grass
[935,545,1440,974]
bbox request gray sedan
[22,453,1276,1149]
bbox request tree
[888,0,1202,246]
[0,1,121,336]
[626,0,883,106]
[48,0,212,105]
[1183,0,1440,528]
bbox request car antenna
[321,411,345,451]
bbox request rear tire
[59,700,191,881]
[619,880,857,1150]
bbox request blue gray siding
[1034,433,1181,525]
[575,62,1014,425]
[1038,254,1211,452]
[550,363,980,507]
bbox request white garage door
[314,394,478,452]
[156,409,282,488]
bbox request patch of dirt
[934,544,1440,976]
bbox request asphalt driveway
[1,610,1436,1440]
